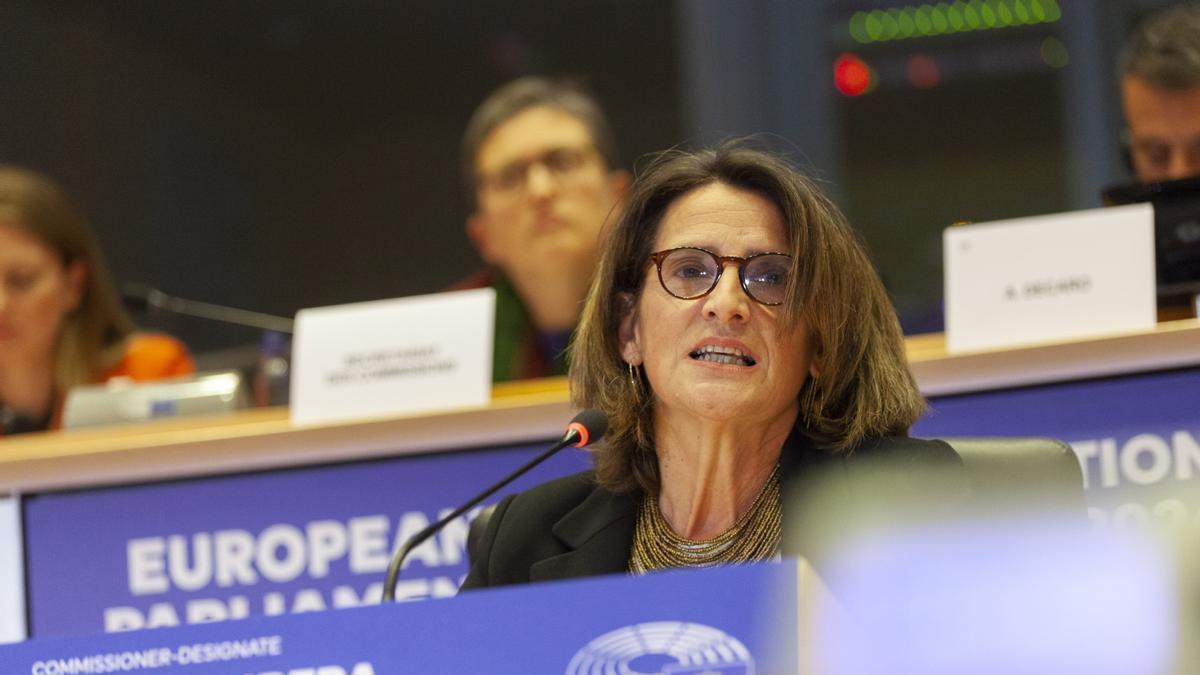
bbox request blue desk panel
[4,563,796,674]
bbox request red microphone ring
[567,422,589,448]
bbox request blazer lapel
[530,485,637,582]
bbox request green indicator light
[915,6,934,34]
[842,0,1061,44]
[866,12,885,41]
[984,0,1003,25]
[932,6,950,32]
[980,1,997,28]
[850,12,870,43]
[1013,0,1031,23]
[964,3,981,29]
[996,0,1014,25]
[898,9,917,37]
[948,2,966,30]
[1041,36,1069,68]
[884,9,902,40]
[1044,0,1062,21]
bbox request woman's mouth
[689,345,756,366]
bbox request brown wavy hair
[0,166,136,390]
[569,143,924,494]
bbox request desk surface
[907,318,1200,395]
[3,320,1198,495]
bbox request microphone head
[565,408,608,448]
[119,282,164,311]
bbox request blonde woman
[0,166,193,436]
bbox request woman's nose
[703,265,750,323]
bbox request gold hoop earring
[627,363,644,404]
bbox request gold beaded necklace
[628,464,782,574]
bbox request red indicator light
[834,53,872,96]
[907,53,941,89]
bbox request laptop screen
[1103,176,1200,298]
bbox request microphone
[121,283,295,334]
[381,409,608,602]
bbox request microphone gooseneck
[380,409,608,602]
[120,282,295,334]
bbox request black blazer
[461,427,967,590]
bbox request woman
[462,144,965,587]
[0,166,194,436]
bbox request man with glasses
[456,77,629,381]
[1120,3,1200,183]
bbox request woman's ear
[617,291,642,365]
[64,259,87,312]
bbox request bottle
[254,330,291,407]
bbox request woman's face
[0,221,85,367]
[620,182,816,425]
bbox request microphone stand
[381,410,606,602]
[380,431,580,602]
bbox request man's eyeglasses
[647,247,793,306]
[478,146,597,195]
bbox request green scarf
[490,274,570,382]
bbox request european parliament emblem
[566,621,754,674]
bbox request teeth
[697,353,745,365]
[690,345,756,366]
[697,345,746,357]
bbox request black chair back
[943,437,1087,514]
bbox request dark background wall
[0,0,1174,355]
[1,0,681,353]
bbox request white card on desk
[0,497,24,643]
[944,203,1156,353]
[290,288,495,425]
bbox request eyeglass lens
[657,248,791,305]
[486,147,591,193]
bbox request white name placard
[944,203,1156,353]
[291,288,495,425]
[0,496,25,643]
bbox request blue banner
[915,367,1200,528]
[24,441,590,638]
[4,563,797,674]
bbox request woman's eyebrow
[659,243,783,256]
